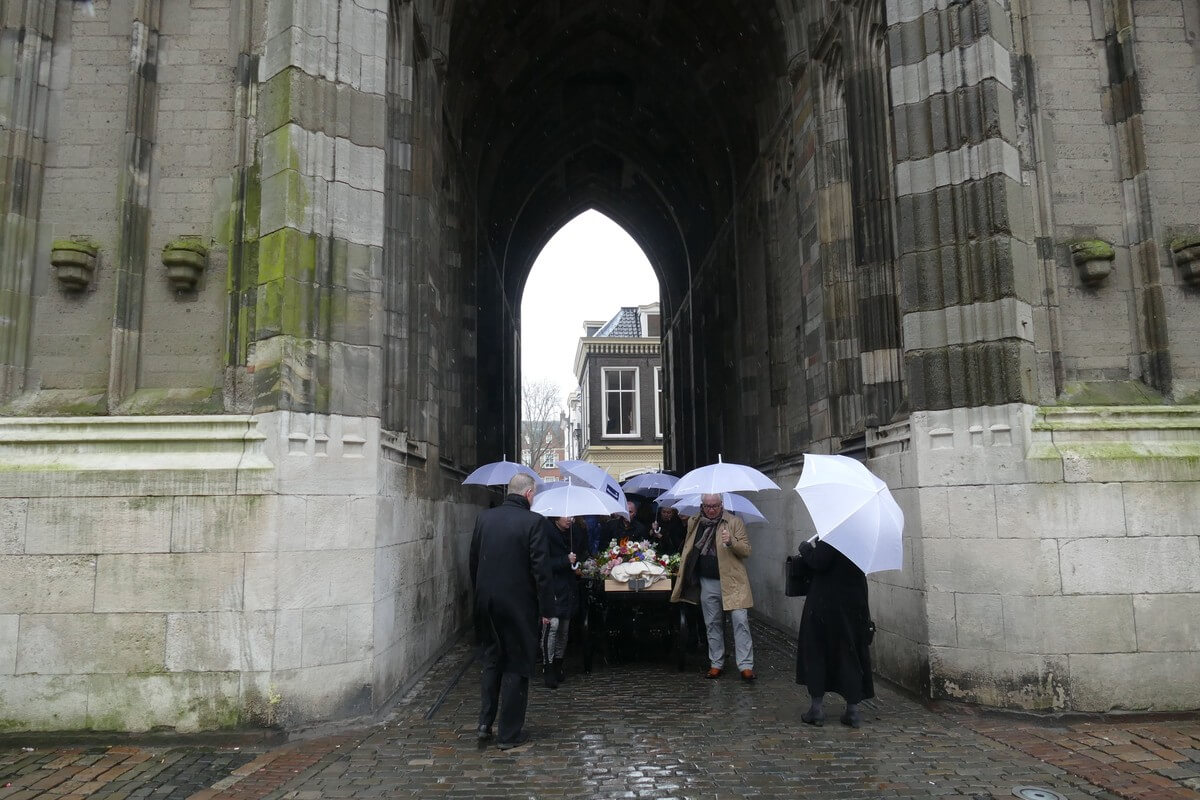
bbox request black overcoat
[469,494,554,677]
[794,540,875,703]
[544,519,579,618]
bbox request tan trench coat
[669,511,753,610]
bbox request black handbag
[784,554,812,597]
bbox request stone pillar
[0,0,57,401]
[106,0,161,408]
[890,0,1038,410]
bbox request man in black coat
[469,473,554,749]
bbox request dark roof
[594,307,641,337]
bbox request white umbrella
[537,479,569,491]
[622,472,678,495]
[556,459,628,509]
[531,483,629,520]
[793,453,904,574]
[462,456,540,487]
[660,455,780,500]
[666,492,768,524]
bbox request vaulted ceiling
[442,0,791,311]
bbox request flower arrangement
[580,537,681,579]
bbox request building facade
[1,0,1198,731]
[574,305,664,480]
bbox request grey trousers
[699,576,753,671]
[540,617,569,662]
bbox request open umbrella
[660,455,780,500]
[531,483,629,519]
[462,456,540,487]
[536,479,569,491]
[666,492,768,524]
[622,472,678,496]
[793,453,903,574]
[556,460,627,509]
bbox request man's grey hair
[507,473,536,496]
[701,493,723,506]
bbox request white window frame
[601,366,640,438]
[654,366,663,439]
[541,449,556,469]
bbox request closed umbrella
[462,456,540,487]
[660,455,780,500]
[793,453,903,574]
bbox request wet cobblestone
[2,621,1198,799]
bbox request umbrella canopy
[660,455,780,500]
[622,472,679,495]
[531,484,629,520]
[536,479,569,491]
[666,492,767,524]
[462,457,540,487]
[793,453,904,574]
[556,460,628,509]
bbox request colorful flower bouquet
[580,538,681,580]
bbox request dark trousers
[478,638,529,743]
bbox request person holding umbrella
[670,493,756,681]
[540,514,581,689]
[793,537,874,727]
[791,453,903,728]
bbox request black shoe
[840,709,861,728]
[476,724,493,741]
[543,665,559,689]
[496,731,531,750]
[553,658,565,683]
[801,707,824,726]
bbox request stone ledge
[0,416,273,472]
[1028,405,1200,482]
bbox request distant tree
[522,380,563,471]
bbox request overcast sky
[520,210,659,408]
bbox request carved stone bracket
[162,236,209,292]
[49,237,100,291]
[1169,235,1200,286]
[1068,239,1116,286]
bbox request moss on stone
[114,387,223,415]
[0,389,107,417]
[1067,238,1116,261]
[1057,381,1163,406]
[1169,234,1200,253]
[50,237,99,255]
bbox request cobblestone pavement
[3,622,1199,800]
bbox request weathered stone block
[946,486,998,537]
[930,646,1068,710]
[273,608,303,670]
[1069,652,1200,712]
[0,500,25,553]
[270,659,373,723]
[1002,594,1136,654]
[0,555,96,613]
[1133,594,1200,652]
[1059,537,1200,594]
[86,673,243,732]
[94,553,245,612]
[244,549,373,610]
[925,590,957,647]
[870,583,926,643]
[300,603,372,667]
[925,539,1060,595]
[25,496,172,554]
[954,593,1004,650]
[0,614,17,673]
[164,612,276,672]
[0,675,91,731]
[170,495,277,553]
[17,613,167,674]
[1121,482,1200,536]
[993,482,1127,539]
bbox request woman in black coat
[541,516,580,688]
[794,538,874,727]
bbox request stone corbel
[1169,235,1200,287]
[1067,239,1115,286]
[49,236,100,291]
[162,236,209,292]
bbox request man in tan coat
[670,493,755,680]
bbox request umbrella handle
[805,532,821,545]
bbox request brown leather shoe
[705,667,723,679]
[740,669,757,682]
